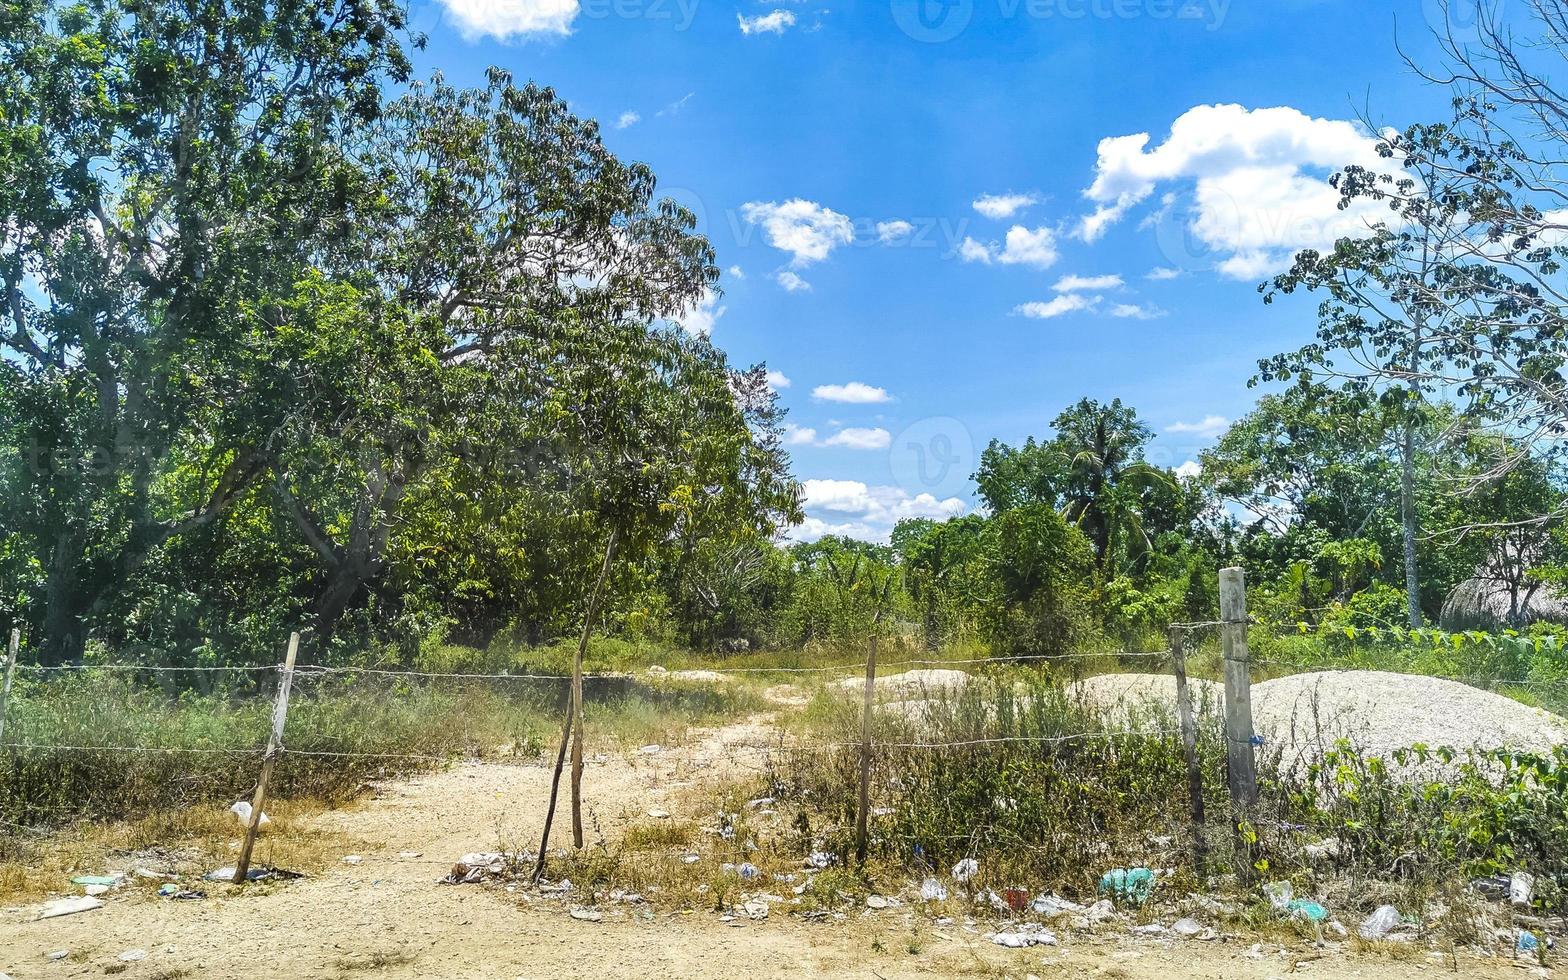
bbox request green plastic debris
[1097,867,1155,905]
[1287,899,1327,922]
[69,875,120,887]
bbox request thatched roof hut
[1440,576,1568,631]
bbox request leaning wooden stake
[1169,625,1206,871]
[233,632,299,884]
[534,528,618,877]
[0,629,19,747]
[531,704,575,883]
[570,528,619,849]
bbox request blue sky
[409,0,1468,540]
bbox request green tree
[0,0,413,663]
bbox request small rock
[83,884,110,897]
[569,908,603,922]
[119,949,147,962]
[742,900,769,920]
[647,809,670,819]
[342,855,363,865]
[46,950,68,961]
[398,851,423,859]
[866,895,889,909]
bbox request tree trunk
[1399,421,1423,628]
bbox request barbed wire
[18,663,284,673]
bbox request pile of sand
[1068,669,1568,770]
[833,668,971,699]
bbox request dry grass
[0,797,363,903]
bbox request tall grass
[0,668,760,831]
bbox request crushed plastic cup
[1358,904,1402,940]
[1287,899,1327,922]
[1263,880,1293,911]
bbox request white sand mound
[1066,674,1221,719]
[834,668,970,698]
[1067,669,1568,771]
[1252,670,1568,770]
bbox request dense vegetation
[4,0,1568,680]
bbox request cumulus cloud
[822,426,891,450]
[1078,104,1404,277]
[790,479,968,542]
[1108,302,1166,320]
[1054,273,1123,292]
[1147,266,1181,280]
[956,225,1059,269]
[727,265,745,279]
[765,369,791,390]
[1013,294,1100,319]
[614,110,640,129]
[783,423,817,446]
[876,219,914,244]
[738,8,796,33]
[1166,415,1229,438]
[438,0,580,38]
[973,192,1039,219]
[676,289,725,336]
[1175,460,1202,480]
[812,381,891,404]
[741,199,854,266]
[775,270,811,292]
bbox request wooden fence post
[1218,567,1258,810]
[0,629,18,748]
[233,632,299,884]
[1169,625,1206,871]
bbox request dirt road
[0,717,1542,979]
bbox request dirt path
[0,715,1545,980]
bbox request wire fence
[4,570,1567,856]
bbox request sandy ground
[0,711,1546,980]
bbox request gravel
[1068,669,1568,771]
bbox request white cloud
[1166,415,1229,438]
[741,199,854,266]
[439,0,580,38]
[791,479,967,543]
[1108,302,1166,320]
[783,423,817,445]
[676,289,725,336]
[1013,294,1100,319]
[957,237,994,263]
[822,426,891,450]
[738,8,796,33]
[812,381,891,404]
[1175,460,1202,480]
[775,270,811,292]
[973,192,1039,219]
[876,219,914,244]
[727,265,745,279]
[955,225,1059,269]
[614,110,640,129]
[1146,266,1181,281]
[765,369,791,390]
[1077,104,1404,277]
[1053,273,1123,292]
[657,92,694,117]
